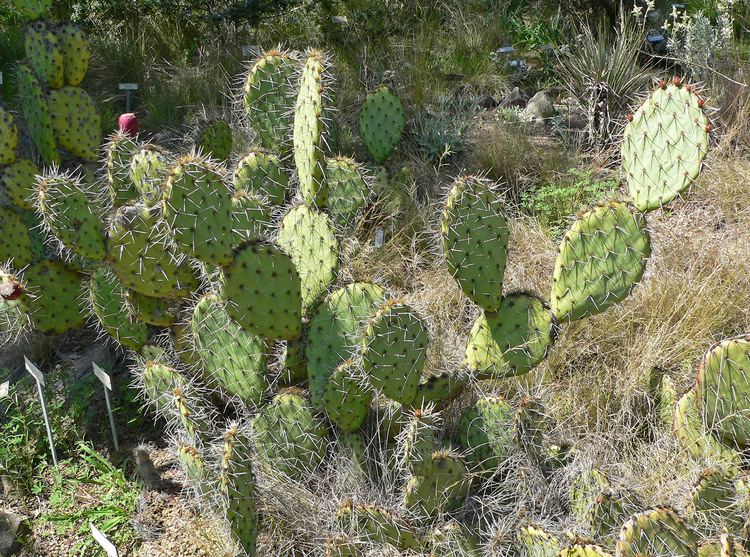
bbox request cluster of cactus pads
[4,12,745,552]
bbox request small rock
[524,91,558,120]
[0,511,28,557]
[501,86,528,108]
[477,95,498,110]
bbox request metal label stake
[118,83,139,113]
[24,356,58,466]
[93,362,119,452]
[90,522,119,557]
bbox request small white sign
[0,381,8,398]
[118,83,139,91]
[0,72,3,86]
[24,356,44,386]
[374,229,385,248]
[93,362,112,391]
[90,523,119,557]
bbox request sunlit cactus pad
[233,148,288,205]
[24,21,64,89]
[47,86,101,161]
[88,267,148,351]
[2,158,39,210]
[24,259,85,335]
[16,64,59,164]
[615,507,698,557]
[622,81,709,212]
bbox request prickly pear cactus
[359,86,405,164]
[220,240,302,340]
[307,282,385,408]
[231,191,271,246]
[688,468,749,533]
[24,259,86,334]
[616,507,698,557]
[324,156,369,228]
[197,119,233,160]
[517,524,561,557]
[400,406,442,476]
[47,86,101,161]
[106,203,200,299]
[191,294,269,406]
[105,132,140,207]
[221,428,258,557]
[12,0,51,19]
[0,207,34,267]
[55,23,90,87]
[336,500,423,552]
[25,21,64,89]
[0,106,18,166]
[411,370,467,411]
[88,267,148,351]
[233,148,288,205]
[362,300,429,405]
[176,443,211,499]
[465,293,556,378]
[37,171,106,260]
[243,49,296,152]
[278,205,339,313]
[293,50,329,206]
[164,156,234,266]
[124,291,177,327]
[1,158,39,210]
[588,489,643,545]
[459,395,515,475]
[550,201,650,322]
[429,522,481,557]
[251,388,328,480]
[16,64,59,164]
[696,336,750,449]
[404,448,471,518]
[130,147,169,206]
[322,360,372,432]
[442,176,509,312]
[560,543,613,557]
[570,468,611,526]
[622,80,709,212]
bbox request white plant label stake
[0,381,8,398]
[24,356,58,466]
[90,522,119,557]
[93,362,119,452]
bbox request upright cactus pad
[588,489,643,545]
[37,171,106,260]
[400,407,441,476]
[550,202,650,322]
[429,522,481,557]
[459,395,515,475]
[233,148,288,205]
[107,203,199,299]
[0,106,18,165]
[12,0,51,19]
[231,191,271,246]
[411,370,467,411]
[55,23,90,86]
[362,300,429,405]
[243,49,296,151]
[570,468,611,526]
[124,290,177,327]
[140,360,187,415]
[191,294,269,406]
[25,21,64,89]
[251,388,329,480]
[24,259,85,334]
[517,525,561,557]
[442,176,509,312]
[105,132,140,207]
[560,544,613,557]
[176,443,211,499]
[17,65,58,164]
[47,86,101,161]
[1,158,39,210]
[696,336,750,449]
[278,205,339,313]
[622,81,709,212]
[306,282,385,407]
[325,156,369,228]
[220,241,302,340]
[465,293,556,378]
[359,86,405,164]
[0,207,34,267]
[131,147,169,206]
[322,360,372,432]
[221,430,258,557]
[689,468,748,532]
[197,119,233,160]
[615,507,698,557]
[164,157,234,266]
[88,267,148,351]
[293,50,329,206]
[336,500,423,552]
[404,448,471,518]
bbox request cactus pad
[459,395,515,475]
[0,106,18,165]
[221,430,258,556]
[25,21,63,89]
[622,82,709,212]
[588,489,643,545]
[359,86,405,163]
[16,65,59,164]
[1,158,39,210]
[105,132,139,207]
[411,370,467,411]
[404,448,471,517]
[323,360,372,432]
[233,148,288,205]
[551,201,650,322]
[12,0,50,19]
[130,147,168,206]
[124,291,177,327]
[47,86,101,161]
[0,207,34,267]
[616,507,698,557]
[465,293,556,378]
[231,191,271,246]
[336,501,423,552]
[442,176,509,311]
[278,205,339,313]
[560,543,613,557]
[220,241,302,340]
[55,23,90,86]
[362,300,429,405]
[89,267,148,350]
[570,468,611,526]
[197,119,233,160]
[517,525,561,557]
[24,259,85,334]
[689,468,749,532]
[325,156,369,228]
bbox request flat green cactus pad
[25,21,63,89]
[465,293,555,378]
[130,147,168,207]
[560,544,613,557]
[324,156,369,228]
[231,191,271,246]
[442,176,509,311]
[233,148,288,205]
[359,86,405,163]
[459,395,515,475]
[517,525,561,557]
[105,132,140,207]
[220,241,302,340]
[197,119,233,160]
[622,82,709,212]
[88,267,148,351]
[1,158,39,210]
[0,106,18,166]
[0,207,34,268]
[222,431,258,557]
[25,259,85,335]
[47,86,101,161]
[336,501,423,552]
[404,449,470,517]
[16,64,59,165]
[56,23,90,86]
[322,360,372,432]
[615,507,698,557]
[124,290,177,327]
[550,201,650,322]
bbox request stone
[477,95,498,109]
[0,511,28,557]
[524,91,558,120]
[501,87,528,108]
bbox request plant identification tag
[90,522,119,557]
[25,356,58,465]
[0,381,8,398]
[93,362,119,452]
